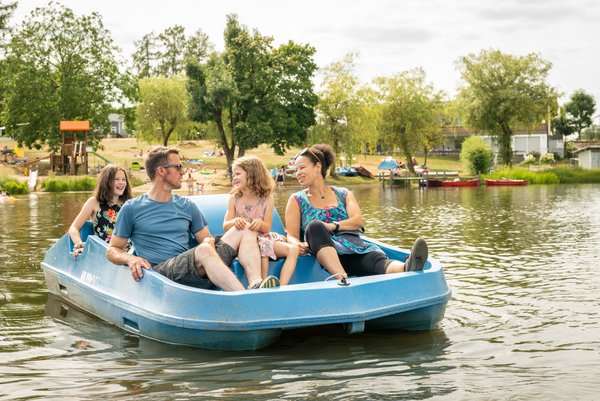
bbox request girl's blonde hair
[231,155,274,198]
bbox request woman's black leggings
[304,220,391,276]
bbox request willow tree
[135,76,190,146]
[315,54,380,175]
[456,49,557,165]
[376,68,444,174]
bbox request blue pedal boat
[41,194,451,351]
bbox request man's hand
[128,256,152,282]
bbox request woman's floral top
[293,186,382,255]
[93,202,121,243]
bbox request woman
[68,164,133,257]
[285,144,428,279]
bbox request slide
[88,151,111,164]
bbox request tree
[314,54,380,175]
[187,15,317,166]
[580,125,600,140]
[132,33,158,78]
[135,76,190,146]
[457,49,558,166]
[132,26,213,78]
[376,68,444,174]
[564,90,596,137]
[552,106,576,138]
[0,1,16,118]
[1,2,134,151]
[0,1,15,34]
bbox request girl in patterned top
[223,156,299,286]
[285,144,428,279]
[68,164,132,258]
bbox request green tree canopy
[1,2,134,150]
[376,68,444,174]
[187,14,317,166]
[314,54,380,175]
[135,76,191,146]
[456,49,558,165]
[564,90,596,137]
[0,0,15,37]
[132,25,213,78]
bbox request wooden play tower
[50,120,90,175]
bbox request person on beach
[276,165,285,192]
[285,144,429,280]
[186,173,195,195]
[107,146,263,291]
[68,164,132,258]
[223,156,298,286]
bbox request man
[106,146,263,291]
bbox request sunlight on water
[1,186,600,399]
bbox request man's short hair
[145,146,180,181]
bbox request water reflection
[1,186,600,399]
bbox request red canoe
[484,179,528,186]
[441,179,480,187]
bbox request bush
[41,174,97,192]
[539,153,555,164]
[564,142,578,159]
[0,175,29,194]
[522,154,536,164]
[460,136,493,175]
[529,151,541,162]
[484,167,560,184]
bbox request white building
[108,114,128,137]
[573,145,600,169]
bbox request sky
[10,0,600,113]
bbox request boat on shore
[485,178,528,186]
[41,194,451,351]
[440,179,479,188]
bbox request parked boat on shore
[485,178,528,186]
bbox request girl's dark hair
[94,164,132,204]
[300,144,335,178]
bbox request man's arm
[106,234,151,282]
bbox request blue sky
[12,0,600,113]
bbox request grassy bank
[0,175,29,194]
[485,166,600,184]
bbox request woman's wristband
[74,242,85,249]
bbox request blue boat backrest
[190,194,286,237]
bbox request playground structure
[50,121,90,175]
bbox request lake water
[1,184,600,400]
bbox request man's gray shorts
[153,238,237,289]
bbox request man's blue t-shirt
[114,194,208,266]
